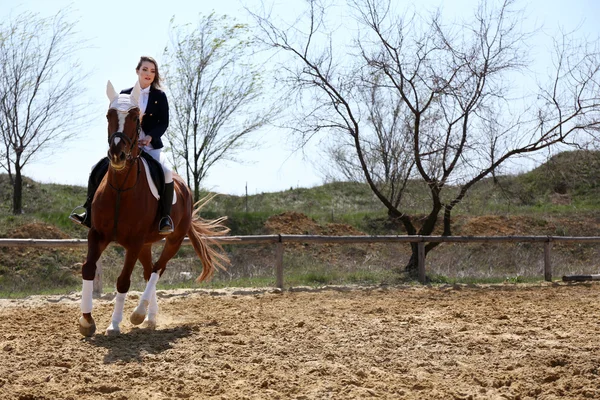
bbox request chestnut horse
[78,81,229,337]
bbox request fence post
[418,241,426,284]
[544,240,552,282]
[93,260,103,298]
[275,240,284,289]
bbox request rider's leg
[145,149,174,234]
[159,181,174,234]
[69,158,109,228]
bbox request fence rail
[2,235,600,293]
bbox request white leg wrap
[144,290,159,328]
[141,272,159,301]
[81,280,94,314]
[131,273,159,326]
[111,292,127,324]
[148,290,159,316]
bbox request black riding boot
[69,158,109,228]
[159,182,175,234]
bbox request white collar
[140,86,151,94]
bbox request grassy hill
[0,174,87,238]
[2,149,600,236]
[202,149,600,233]
[0,149,599,296]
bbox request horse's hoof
[130,300,148,325]
[105,322,121,336]
[143,314,157,330]
[143,320,157,330]
[79,316,96,337]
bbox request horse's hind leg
[138,245,158,330]
[131,236,184,326]
[131,243,161,326]
[105,242,143,335]
[106,291,127,336]
[154,235,185,273]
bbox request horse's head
[106,80,141,171]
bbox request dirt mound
[458,215,554,236]
[264,211,322,235]
[458,214,600,237]
[6,223,70,239]
[553,216,600,237]
[322,223,364,236]
[265,211,365,236]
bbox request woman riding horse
[70,56,174,234]
[77,79,229,336]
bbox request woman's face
[136,61,156,89]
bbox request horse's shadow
[84,324,197,364]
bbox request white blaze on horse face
[113,112,128,145]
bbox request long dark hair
[136,56,162,90]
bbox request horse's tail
[187,195,231,282]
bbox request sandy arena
[1,283,600,399]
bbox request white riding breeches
[144,148,173,184]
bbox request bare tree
[323,72,417,209]
[252,0,600,276]
[0,10,87,214]
[163,13,276,201]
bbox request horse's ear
[130,81,141,106]
[106,80,118,103]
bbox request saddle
[92,152,165,198]
[139,151,165,196]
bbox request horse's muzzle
[108,149,127,171]
[107,131,133,171]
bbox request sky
[2,0,599,195]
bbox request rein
[107,114,142,239]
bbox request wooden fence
[1,235,600,294]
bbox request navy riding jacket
[121,86,169,150]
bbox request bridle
[107,107,141,163]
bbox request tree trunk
[386,210,422,277]
[403,197,442,277]
[404,241,443,279]
[12,167,22,215]
[404,244,419,277]
[193,174,200,204]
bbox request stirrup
[69,206,87,225]
[158,216,174,235]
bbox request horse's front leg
[79,229,109,337]
[105,242,143,336]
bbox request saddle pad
[141,158,176,204]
